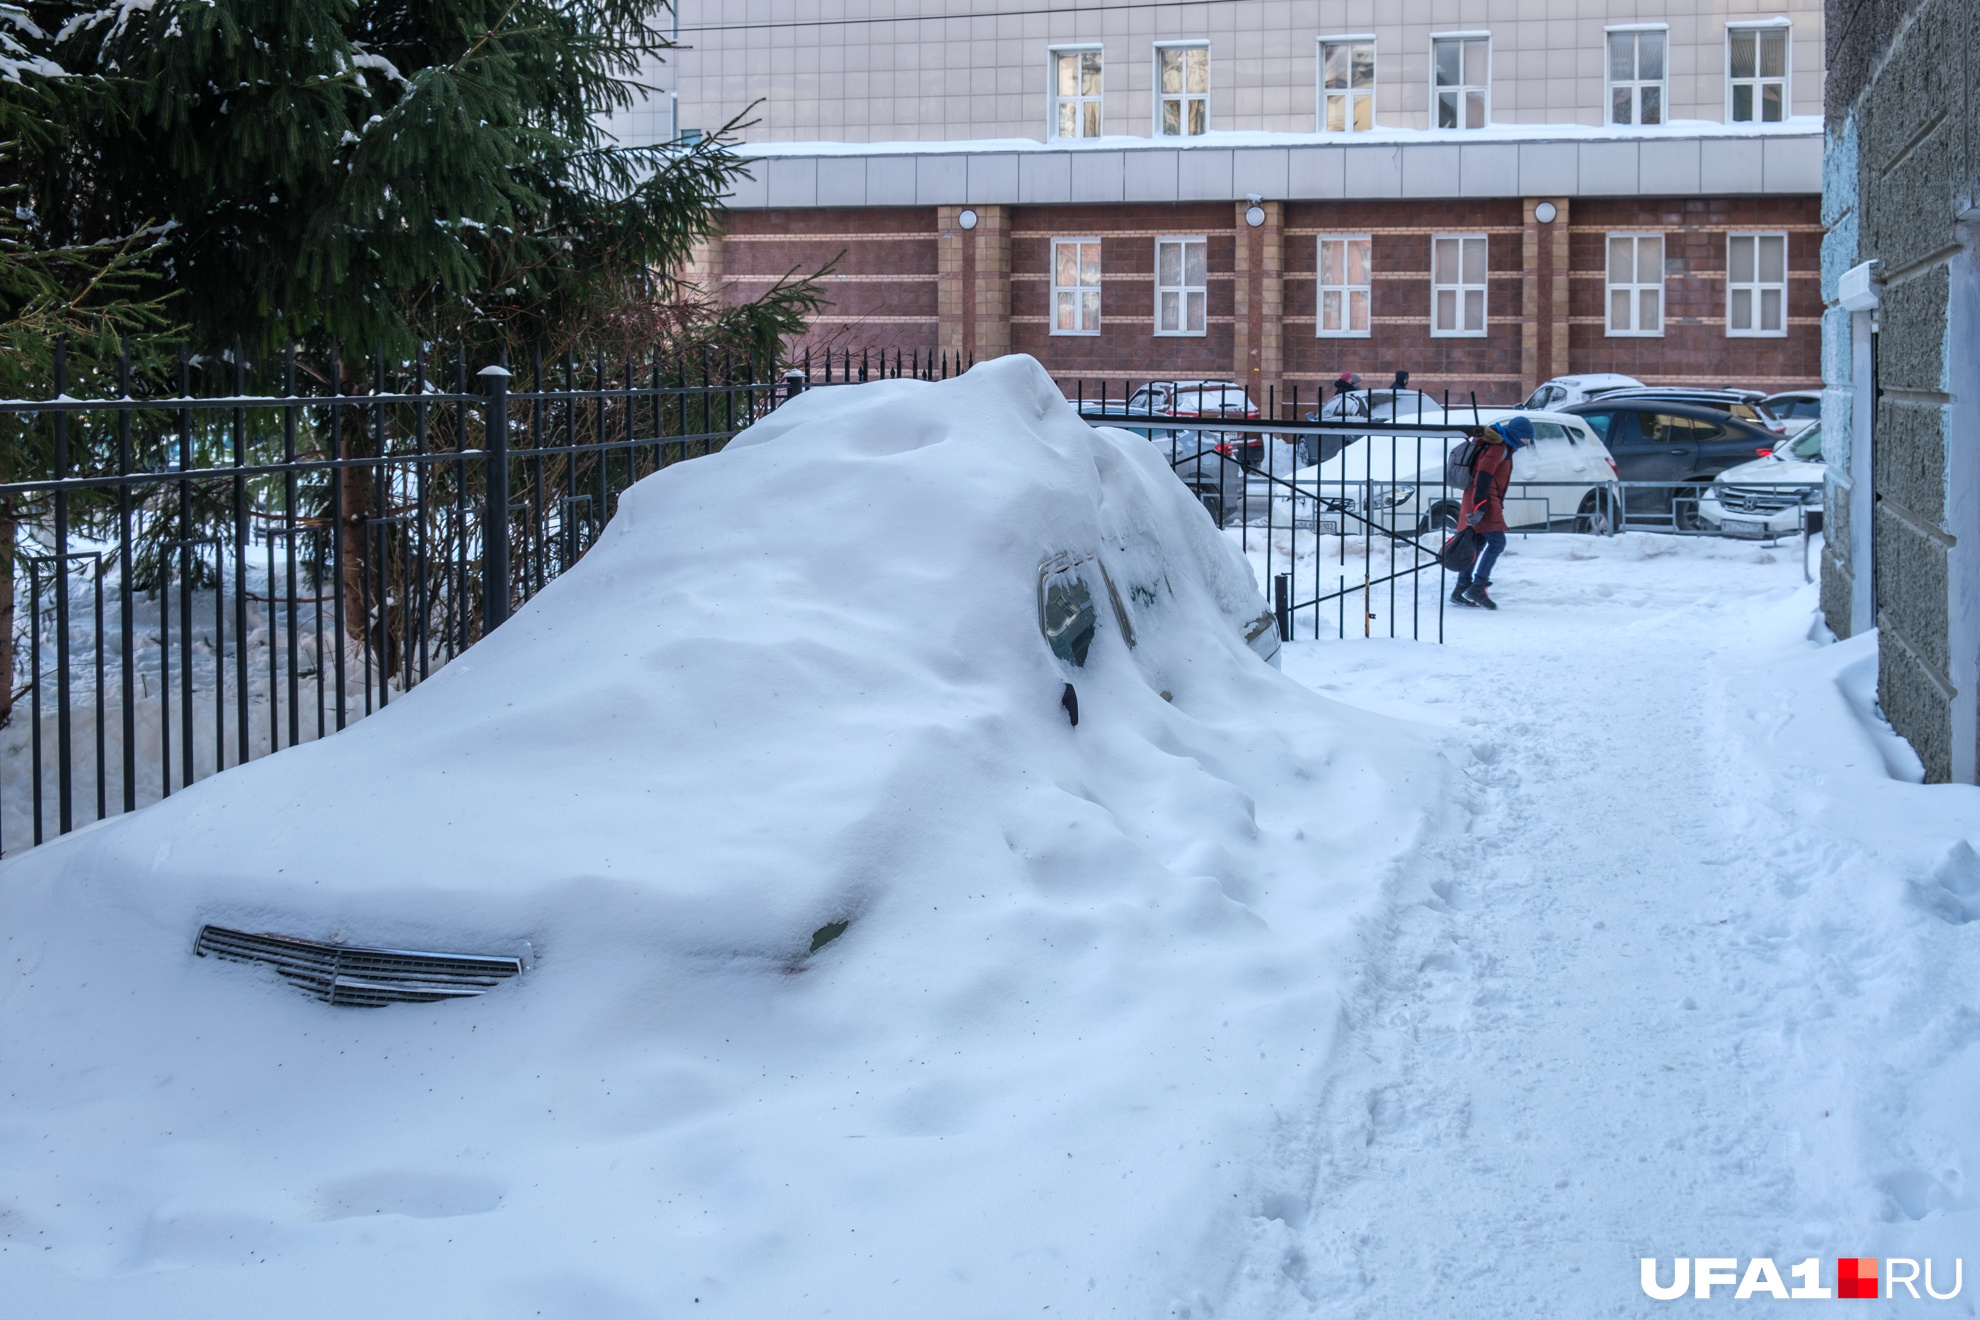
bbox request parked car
[1699,422,1826,539]
[1591,387,1785,435]
[1091,380,1265,465]
[1280,409,1619,537]
[1759,390,1823,437]
[1036,547,1280,674]
[1152,427,1253,527]
[1521,373,1644,410]
[1298,388,1455,465]
[1309,387,1449,423]
[1563,400,1783,529]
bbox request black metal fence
[0,341,786,855]
[1072,379,1509,644]
[0,352,1814,854]
[1071,378,1823,645]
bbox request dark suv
[1563,401,1780,529]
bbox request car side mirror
[1038,553,1096,668]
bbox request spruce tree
[0,1,817,715]
[16,0,796,358]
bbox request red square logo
[1839,1258,1879,1299]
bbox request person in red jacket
[1452,415,1533,610]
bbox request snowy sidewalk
[1224,532,1980,1317]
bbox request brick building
[621,1,1826,405]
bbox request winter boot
[1451,586,1478,607]
[1463,583,1498,611]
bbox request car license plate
[1299,518,1340,535]
[1721,517,1763,537]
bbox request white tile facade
[608,0,1823,148]
[712,128,1821,208]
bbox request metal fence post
[480,365,513,632]
[1274,573,1291,642]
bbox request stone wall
[1821,0,1980,783]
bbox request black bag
[1437,528,1481,572]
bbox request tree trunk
[339,458,372,646]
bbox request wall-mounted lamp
[958,209,978,230]
[1534,201,1558,224]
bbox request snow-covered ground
[1218,531,1980,1317]
[2,362,1975,1317]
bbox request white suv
[1281,409,1620,538]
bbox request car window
[1789,424,1824,460]
[1729,403,1764,422]
[1578,411,1614,440]
[1531,421,1568,441]
[1635,412,1685,445]
[1792,398,1822,418]
[1681,416,1726,443]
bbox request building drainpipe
[1946,218,1980,784]
[1838,260,1880,640]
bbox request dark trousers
[1456,530,1507,590]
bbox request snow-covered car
[3,355,1392,1313]
[1520,373,1644,410]
[1298,388,1462,466]
[1699,422,1826,539]
[1148,427,1252,526]
[1088,380,1265,465]
[1280,409,1619,537]
[1309,387,1447,424]
[1760,390,1823,437]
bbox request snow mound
[0,355,1443,1316]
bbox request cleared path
[1229,533,1923,1317]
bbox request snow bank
[0,355,1443,1317]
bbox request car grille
[194,924,526,1007]
[1715,484,1808,515]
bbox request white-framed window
[1153,236,1206,335]
[1155,43,1208,137]
[1052,237,1102,335]
[1727,22,1789,123]
[1606,27,1666,126]
[1318,36,1375,132]
[1726,232,1787,337]
[1431,34,1489,129]
[1430,233,1488,336]
[1050,46,1103,139]
[1316,235,1371,337]
[1605,233,1665,336]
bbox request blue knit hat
[1495,415,1536,449]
